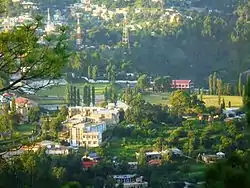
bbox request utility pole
[76,13,82,49]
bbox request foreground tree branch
[0,17,69,93]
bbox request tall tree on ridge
[92,65,98,81]
[104,86,108,103]
[87,85,91,106]
[208,74,213,95]
[76,88,80,106]
[92,86,95,106]
[70,85,74,106]
[83,84,88,106]
[244,80,250,126]
[217,78,222,105]
[212,72,217,94]
[88,65,92,79]
[65,84,70,106]
[73,86,77,106]
[238,73,242,96]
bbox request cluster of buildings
[80,153,148,187]
[64,106,120,147]
[1,140,69,159]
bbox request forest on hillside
[4,0,250,86]
[61,0,250,86]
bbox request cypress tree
[92,86,95,106]
[65,84,70,106]
[104,86,108,103]
[212,72,217,94]
[10,97,16,113]
[245,80,250,127]
[70,85,74,106]
[221,98,225,109]
[73,86,77,106]
[208,74,213,95]
[87,85,91,106]
[226,83,231,96]
[83,84,88,106]
[243,85,246,104]
[200,88,203,101]
[217,79,222,105]
[228,101,231,108]
[76,88,80,106]
[88,65,92,79]
[238,73,242,96]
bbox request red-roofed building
[15,97,38,123]
[81,156,99,169]
[148,159,162,166]
[171,80,194,90]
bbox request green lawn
[29,83,123,105]
[16,124,36,136]
[37,83,109,97]
[202,95,243,107]
[143,93,243,107]
[143,92,170,105]
[107,138,152,161]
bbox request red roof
[15,97,30,105]
[171,80,192,89]
[148,159,162,166]
[172,80,191,85]
[3,93,15,97]
[82,161,98,169]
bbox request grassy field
[143,92,170,105]
[106,137,153,161]
[143,92,243,107]
[16,124,36,136]
[36,83,109,97]
[29,83,122,105]
[202,95,243,107]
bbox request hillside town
[1,0,250,187]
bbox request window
[88,141,91,144]
[93,141,97,144]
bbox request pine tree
[238,73,242,96]
[65,84,70,106]
[77,88,80,106]
[92,86,95,106]
[212,72,217,94]
[208,74,213,95]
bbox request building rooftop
[113,174,137,179]
[145,151,161,156]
